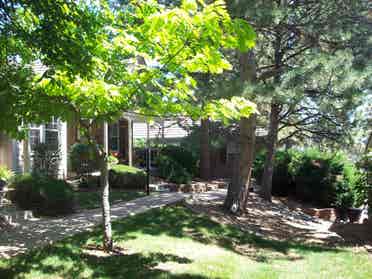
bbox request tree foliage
[225,0,371,201]
[0,0,256,250]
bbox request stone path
[0,192,186,258]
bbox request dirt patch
[186,190,343,246]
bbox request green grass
[1,206,371,278]
[75,190,146,210]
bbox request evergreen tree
[227,0,371,201]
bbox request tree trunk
[127,119,133,166]
[100,154,113,251]
[101,121,112,251]
[238,115,256,210]
[224,115,256,213]
[22,138,30,173]
[223,153,240,211]
[224,50,257,213]
[260,102,281,202]
[200,118,211,180]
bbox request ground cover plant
[0,206,371,279]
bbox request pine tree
[227,0,371,201]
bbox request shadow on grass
[0,244,203,279]
[110,206,342,263]
[0,205,344,278]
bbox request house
[0,114,192,178]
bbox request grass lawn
[75,190,146,210]
[0,206,371,279]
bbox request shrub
[253,148,368,208]
[32,143,61,177]
[108,154,119,166]
[79,175,101,188]
[288,149,334,207]
[9,174,75,216]
[0,165,14,183]
[109,164,146,190]
[160,145,198,177]
[288,149,367,208]
[253,150,295,196]
[343,164,369,208]
[155,154,192,184]
[69,143,100,175]
[134,147,159,168]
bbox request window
[29,118,60,152]
[45,117,59,130]
[109,123,119,152]
[45,130,59,150]
[45,117,59,150]
[29,128,41,150]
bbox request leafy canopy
[1,0,256,135]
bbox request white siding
[133,119,194,140]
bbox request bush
[9,174,75,216]
[32,143,61,177]
[155,154,192,184]
[160,145,198,177]
[253,150,295,196]
[69,143,100,175]
[109,164,146,190]
[108,154,119,166]
[253,148,369,208]
[288,149,335,207]
[79,175,101,188]
[343,165,369,208]
[0,165,13,183]
[289,149,367,208]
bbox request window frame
[28,118,61,153]
[108,122,120,153]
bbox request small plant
[32,143,61,177]
[0,165,14,183]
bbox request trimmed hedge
[9,174,75,216]
[109,164,146,190]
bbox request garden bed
[152,178,229,193]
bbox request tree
[200,117,211,179]
[223,51,257,213]
[227,0,371,201]
[1,0,256,251]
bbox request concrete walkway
[0,192,185,258]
